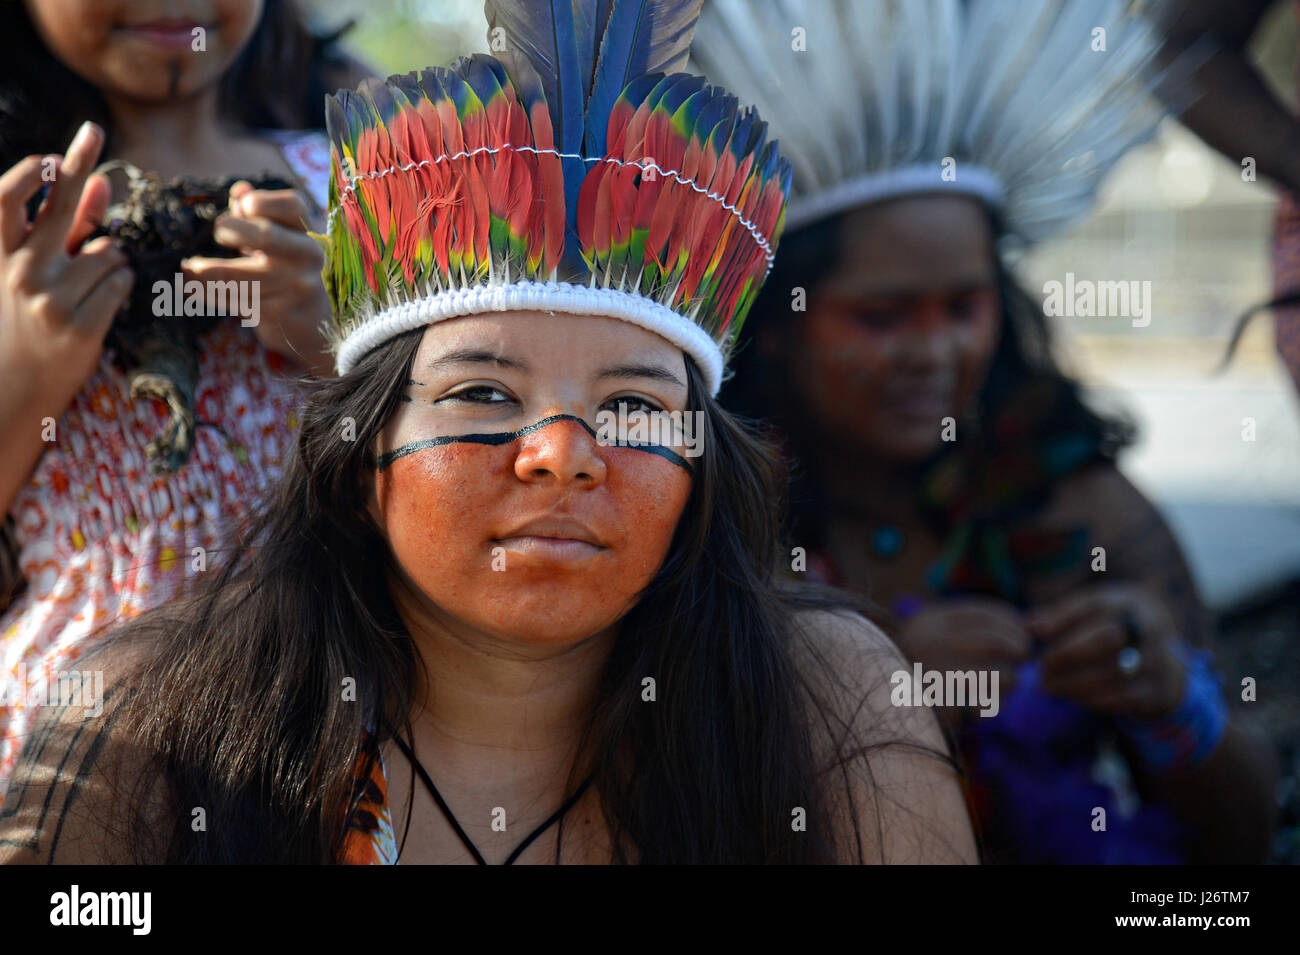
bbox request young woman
[0,0,371,792]
[695,0,1278,863]
[0,1,977,864]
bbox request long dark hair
[76,327,918,864]
[721,206,1139,551]
[0,0,351,171]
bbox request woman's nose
[898,301,958,366]
[512,415,608,487]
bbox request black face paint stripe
[375,413,693,474]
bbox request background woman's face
[775,194,1002,463]
[372,312,694,647]
[24,0,262,103]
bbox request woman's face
[371,312,695,647]
[774,194,1002,463]
[24,0,262,104]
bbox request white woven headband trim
[335,281,726,396]
[785,164,1006,231]
[332,144,776,265]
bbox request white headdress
[691,0,1166,242]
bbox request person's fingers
[984,619,1034,659]
[0,155,50,254]
[65,172,112,254]
[231,188,309,230]
[181,254,269,284]
[1040,658,1125,704]
[1026,586,1127,642]
[211,213,314,258]
[227,180,255,204]
[72,264,132,334]
[1087,685,1143,715]
[1040,618,1126,682]
[61,236,128,305]
[30,122,105,261]
[948,608,1034,659]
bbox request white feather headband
[691,0,1167,242]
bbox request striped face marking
[375,413,692,473]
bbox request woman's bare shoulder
[787,605,979,864]
[787,606,908,711]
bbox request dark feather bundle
[93,165,290,474]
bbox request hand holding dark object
[1029,583,1187,720]
[894,597,1033,729]
[183,180,334,377]
[896,596,1033,678]
[92,165,292,474]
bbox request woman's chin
[477,610,623,647]
[436,588,632,647]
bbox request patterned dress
[0,131,332,794]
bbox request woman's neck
[390,572,614,763]
[803,430,920,524]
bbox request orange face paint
[374,415,693,646]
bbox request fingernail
[240,195,256,217]
[72,121,100,151]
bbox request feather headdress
[691,0,1165,242]
[320,0,793,394]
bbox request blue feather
[584,0,704,155]
[485,1,589,254]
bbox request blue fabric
[965,659,1188,864]
[1117,645,1228,773]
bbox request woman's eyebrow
[423,349,529,372]
[596,363,686,388]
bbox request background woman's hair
[64,325,933,864]
[0,0,351,171]
[720,207,1139,550]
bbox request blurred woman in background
[695,0,1277,863]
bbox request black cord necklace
[391,734,595,865]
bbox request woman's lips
[119,21,210,52]
[492,536,605,562]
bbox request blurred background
[304,0,1300,860]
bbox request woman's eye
[437,385,512,405]
[948,289,993,322]
[948,296,980,321]
[604,396,662,415]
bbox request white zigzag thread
[328,144,776,264]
